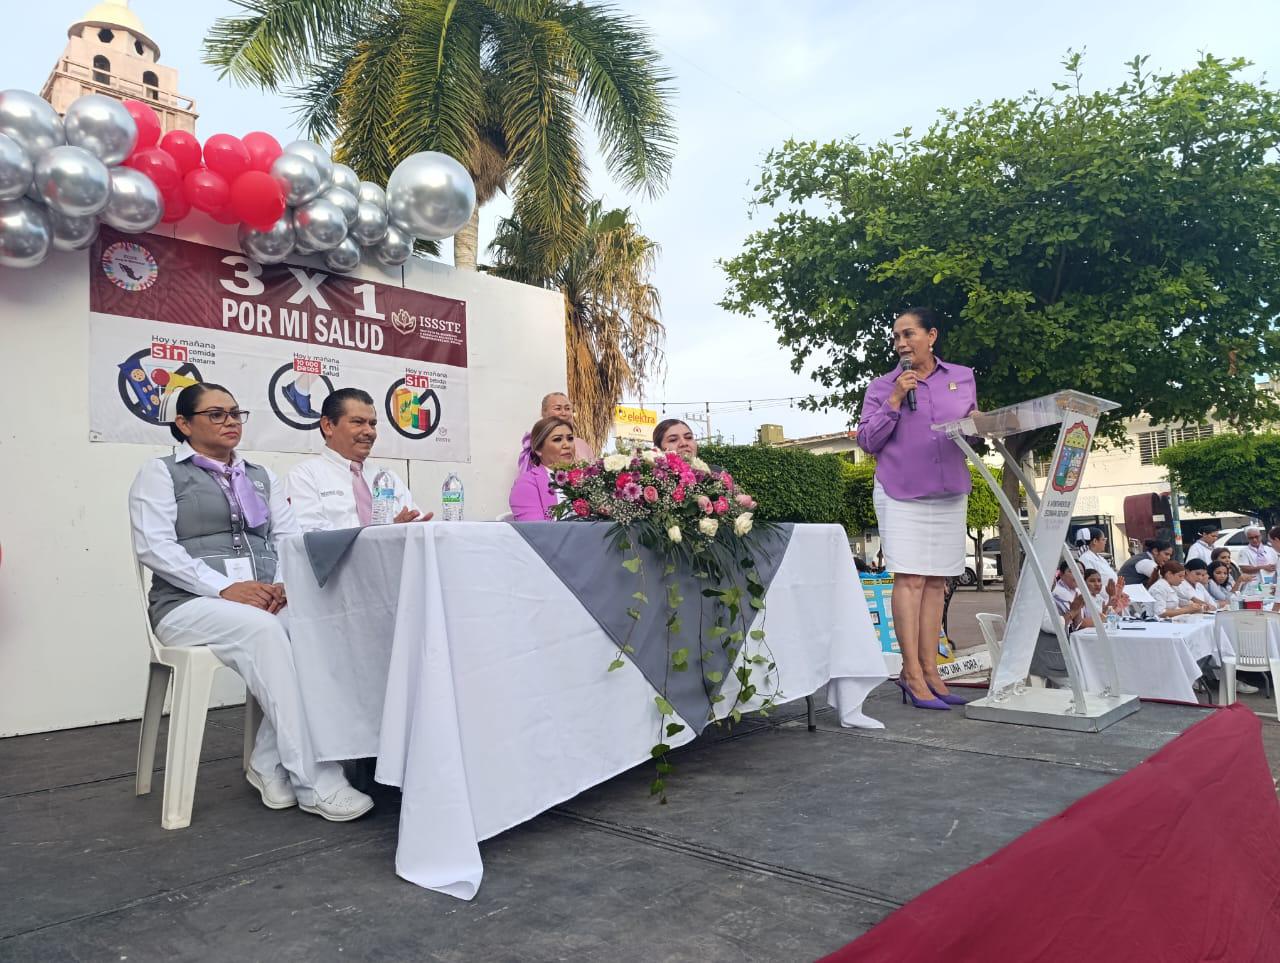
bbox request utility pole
[1165,425,1184,560]
[682,410,712,443]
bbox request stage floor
[3,683,1277,962]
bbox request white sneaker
[246,768,297,809]
[300,784,374,822]
[1236,681,1260,695]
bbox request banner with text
[87,228,469,461]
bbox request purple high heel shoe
[894,677,950,710]
[926,682,968,706]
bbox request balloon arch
[0,89,476,271]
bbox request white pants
[156,597,348,804]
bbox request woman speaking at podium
[857,308,977,711]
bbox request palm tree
[489,201,663,447]
[204,0,675,272]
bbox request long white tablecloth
[1073,620,1215,703]
[281,522,887,899]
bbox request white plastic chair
[134,560,261,830]
[976,612,1052,688]
[1215,609,1280,720]
[976,612,1006,678]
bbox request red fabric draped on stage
[822,705,1280,962]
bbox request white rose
[603,453,630,472]
[667,525,682,543]
[641,448,659,464]
[691,457,711,472]
[698,517,719,537]
[734,512,754,536]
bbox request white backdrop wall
[0,217,566,736]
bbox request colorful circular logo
[385,380,442,440]
[101,242,159,292]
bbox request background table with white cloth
[281,522,887,900]
[1073,619,1215,702]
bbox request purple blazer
[509,465,559,521]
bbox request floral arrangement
[548,448,779,802]
[548,449,757,542]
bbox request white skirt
[873,479,968,577]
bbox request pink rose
[643,486,659,503]
[665,453,686,471]
[714,497,729,515]
[720,472,734,490]
[697,495,712,513]
[568,469,585,486]
[680,471,696,487]
[615,472,633,490]
[735,492,753,508]
[572,498,590,517]
[672,486,686,503]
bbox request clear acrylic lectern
[935,391,1140,731]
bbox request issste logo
[391,308,417,335]
[102,242,158,292]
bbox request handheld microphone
[900,357,917,412]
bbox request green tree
[489,201,663,447]
[204,0,675,272]
[1159,433,1280,528]
[721,52,1280,601]
[966,464,1001,590]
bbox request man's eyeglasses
[191,408,250,425]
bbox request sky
[7,0,1280,444]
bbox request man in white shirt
[517,391,595,470]
[287,388,433,532]
[1238,527,1278,578]
[1184,526,1219,566]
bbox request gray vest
[148,455,278,628]
[1117,552,1153,586]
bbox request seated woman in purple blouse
[509,416,577,521]
[857,307,977,711]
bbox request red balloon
[203,134,251,180]
[242,131,283,174]
[126,147,181,193]
[159,130,202,174]
[183,167,230,215]
[123,100,162,152]
[230,170,286,231]
[160,186,190,223]
[210,204,241,225]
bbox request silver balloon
[0,196,52,267]
[238,213,295,265]
[48,208,98,251]
[357,180,386,208]
[271,152,324,206]
[0,89,64,157]
[324,186,359,227]
[100,166,163,233]
[331,162,360,196]
[375,222,412,266]
[293,233,319,256]
[34,145,111,217]
[0,132,32,201]
[293,196,347,251]
[283,140,334,191]
[351,200,388,246]
[62,94,137,166]
[323,236,361,273]
[385,151,476,240]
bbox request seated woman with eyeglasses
[128,383,374,822]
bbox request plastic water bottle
[370,469,396,525]
[441,472,464,521]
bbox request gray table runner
[302,526,365,587]
[512,522,794,733]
